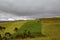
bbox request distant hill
[0,20,24,23]
[37,17,60,23]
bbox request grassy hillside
[36,18,60,40]
[0,20,27,37]
[0,18,60,40]
[16,20,42,36]
[19,18,60,40]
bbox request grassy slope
[32,18,60,40]
[41,18,60,40]
[14,18,60,40]
[0,21,27,37]
[17,20,42,35]
[0,18,60,40]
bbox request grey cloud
[0,0,60,17]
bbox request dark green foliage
[0,26,2,30]
[2,37,7,40]
[2,27,6,30]
[0,32,14,40]
[27,30,31,37]
[15,34,24,39]
[0,34,2,40]
[23,30,27,38]
[5,32,11,37]
[14,28,18,32]
[4,32,14,40]
[15,30,35,39]
[0,26,6,30]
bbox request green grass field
[0,18,60,40]
[17,20,41,34]
[0,21,27,37]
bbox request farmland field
[0,18,60,40]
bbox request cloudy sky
[0,0,60,20]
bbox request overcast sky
[0,0,60,20]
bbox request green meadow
[0,21,27,37]
[0,18,60,40]
[16,20,42,37]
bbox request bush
[0,34,2,40]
